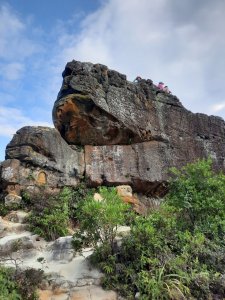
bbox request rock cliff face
[1,126,84,196]
[53,60,225,195]
[1,60,225,198]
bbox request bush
[27,187,71,240]
[166,158,225,237]
[0,266,43,300]
[0,202,10,217]
[67,183,95,225]
[14,268,43,300]
[72,186,130,254]
[0,266,21,300]
[0,202,22,217]
[25,184,95,241]
[87,160,225,299]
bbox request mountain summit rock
[1,60,225,200]
[53,60,225,195]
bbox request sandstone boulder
[5,194,22,207]
[116,185,146,214]
[52,60,225,195]
[1,126,85,196]
[2,60,225,199]
[4,210,29,223]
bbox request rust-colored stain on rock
[37,171,47,185]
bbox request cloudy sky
[0,0,225,161]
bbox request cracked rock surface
[0,210,117,300]
[1,60,225,198]
[53,60,225,195]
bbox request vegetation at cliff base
[25,184,95,241]
[72,186,130,253]
[0,266,43,300]
[1,159,224,299]
[27,187,71,240]
[75,159,225,299]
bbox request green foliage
[137,267,190,300]
[0,202,23,217]
[166,158,225,237]
[27,187,71,240]
[89,159,225,299]
[72,186,130,254]
[0,266,21,300]
[0,266,43,300]
[14,268,43,300]
[21,190,32,206]
[25,184,94,241]
[0,202,10,217]
[67,183,95,225]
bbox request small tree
[72,186,130,253]
[166,158,225,237]
[27,187,72,241]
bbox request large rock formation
[1,60,225,198]
[52,60,225,195]
[0,126,84,196]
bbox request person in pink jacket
[163,86,171,94]
[157,82,164,90]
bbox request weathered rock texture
[52,60,225,195]
[1,60,225,198]
[0,126,84,196]
[0,210,118,300]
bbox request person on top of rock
[146,79,153,85]
[134,76,142,83]
[163,86,171,94]
[157,82,164,90]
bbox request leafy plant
[0,266,21,300]
[27,187,71,240]
[137,267,190,300]
[85,159,225,299]
[67,183,95,225]
[0,266,43,300]
[0,202,10,217]
[72,186,130,254]
[166,158,225,237]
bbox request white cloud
[0,106,53,138]
[53,0,225,118]
[211,103,225,113]
[0,4,42,61]
[1,0,225,147]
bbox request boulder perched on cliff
[1,60,225,198]
[0,126,84,196]
[52,60,225,194]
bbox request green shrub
[86,160,225,299]
[0,266,21,300]
[14,268,43,300]
[0,202,10,217]
[166,158,225,237]
[72,186,130,254]
[27,187,71,240]
[0,202,22,217]
[25,184,95,241]
[0,266,43,300]
[67,183,95,225]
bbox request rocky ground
[0,209,120,300]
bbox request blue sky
[0,0,225,161]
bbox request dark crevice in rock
[2,60,225,199]
[132,179,168,197]
[6,144,56,162]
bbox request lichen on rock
[1,60,225,200]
